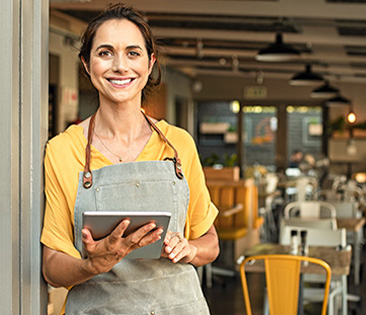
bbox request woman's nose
[112,54,128,72]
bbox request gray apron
[65,113,210,315]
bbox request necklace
[93,130,123,162]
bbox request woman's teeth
[110,78,132,85]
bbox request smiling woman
[41,4,219,315]
[81,19,156,107]
[78,5,161,105]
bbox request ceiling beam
[152,27,366,47]
[51,0,366,21]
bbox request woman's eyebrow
[94,44,114,52]
[126,45,143,51]
[94,44,144,52]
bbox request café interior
[48,0,366,314]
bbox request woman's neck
[94,104,150,144]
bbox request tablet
[82,211,171,259]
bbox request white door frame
[0,0,49,314]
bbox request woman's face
[83,19,155,106]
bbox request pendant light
[289,65,324,86]
[347,102,357,124]
[326,94,350,107]
[311,81,339,98]
[347,110,357,124]
[256,33,301,62]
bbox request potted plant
[202,153,240,182]
[328,116,366,138]
[327,116,349,139]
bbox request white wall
[49,31,80,132]
[162,67,193,124]
[193,75,320,102]
[194,75,366,122]
[328,138,366,174]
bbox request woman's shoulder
[156,120,198,162]
[46,124,86,157]
[156,120,195,145]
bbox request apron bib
[65,113,210,315]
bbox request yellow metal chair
[240,254,331,315]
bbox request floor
[203,238,366,315]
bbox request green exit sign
[243,86,267,99]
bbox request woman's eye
[129,51,141,57]
[99,51,112,57]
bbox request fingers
[83,220,165,272]
[110,221,164,251]
[81,221,166,275]
[82,228,92,242]
[163,232,190,263]
[125,222,159,247]
[135,227,164,247]
[170,232,183,243]
[109,219,131,241]
[82,228,95,254]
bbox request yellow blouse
[41,120,218,259]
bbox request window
[287,106,323,162]
[243,106,277,169]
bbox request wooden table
[242,243,352,315]
[278,216,364,285]
[337,217,365,232]
[337,217,365,285]
[243,243,351,276]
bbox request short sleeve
[40,142,81,259]
[181,134,218,240]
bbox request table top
[281,217,365,232]
[243,243,352,276]
[336,217,366,232]
[330,156,363,164]
[276,180,297,189]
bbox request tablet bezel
[82,210,171,259]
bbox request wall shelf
[332,129,366,139]
[200,122,230,134]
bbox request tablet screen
[82,211,171,259]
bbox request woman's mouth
[108,78,134,86]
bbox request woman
[41,4,219,314]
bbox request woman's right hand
[82,219,163,275]
[42,220,163,288]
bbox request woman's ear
[81,56,91,76]
[148,53,156,75]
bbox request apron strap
[141,110,183,180]
[82,110,183,189]
[82,112,96,189]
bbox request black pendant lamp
[311,81,339,98]
[256,33,301,62]
[326,94,350,107]
[289,65,324,86]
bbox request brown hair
[79,3,161,103]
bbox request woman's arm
[43,245,95,288]
[162,224,219,267]
[42,220,163,287]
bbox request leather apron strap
[83,110,183,189]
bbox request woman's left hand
[161,231,197,264]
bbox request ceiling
[50,0,366,84]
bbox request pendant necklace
[93,129,123,162]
